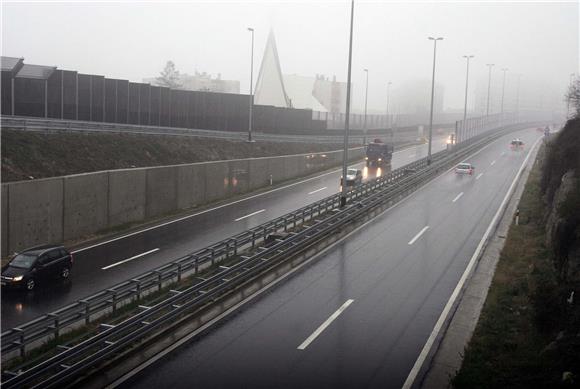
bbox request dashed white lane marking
[297,299,355,350]
[490,160,496,166]
[476,173,484,180]
[235,209,266,221]
[501,151,506,156]
[452,192,464,203]
[308,187,327,195]
[408,226,430,245]
[102,248,160,270]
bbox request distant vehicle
[365,139,394,167]
[455,162,475,175]
[1,245,73,291]
[510,138,524,150]
[341,168,363,187]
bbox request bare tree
[156,61,182,89]
[566,79,580,118]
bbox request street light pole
[427,36,443,165]
[486,63,494,116]
[341,0,355,208]
[500,67,508,115]
[363,68,369,145]
[462,55,474,141]
[568,73,575,118]
[386,81,392,129]
[247,27,255,142]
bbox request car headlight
[365,157,368,160]
[13,276,23,282]
[378,158,382,162]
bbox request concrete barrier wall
[1,147,364,256]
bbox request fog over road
[122,128,541,389]
[1,137,448,329]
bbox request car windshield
[347,169,357,175]
[367,144,383,152]
[9,253,37,269]
[458,164,471,169]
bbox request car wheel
[61,267,70,279]
[26,278,35,291]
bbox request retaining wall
[1,147,364,256]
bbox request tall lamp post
[427,36,443,165]
[500,67,508,115]
[485,63,494,116]
[247,27,255,142]
[341,0,355,208]
[386,81,392,129]
[515,74,522,121]
[462,55,474,141]
[363,68,369,145]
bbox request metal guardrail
[1,115,423,145]
[0,122,524,388]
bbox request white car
[455,162,475,175]
[341,168,363,187]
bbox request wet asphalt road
[122,128,541,389]
[1,136,449,329]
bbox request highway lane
[1,136,449,329]
[122,128,541,389]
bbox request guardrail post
[48,313,60,338]
[225,241,230,259]
[154,271,162,291]
[79,299,91,325]
[211,249,216,266]
[107,290,118,313]
[14,328,25,357]
[194,255,199,274]
[131,279,142,300]
[251,232,256,249]
[233,239,238,255]
[283,217,288,232]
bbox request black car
[1,245,73,291]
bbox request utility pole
[247,27,255,142]
[486,63,494,116]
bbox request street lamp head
[364,68,368,73]
[487,63,495,67]
[463,55,474,59]
[502,68,508,72]
[247,27,254,32]
[428,36,443,41]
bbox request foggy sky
[2,0,578,114]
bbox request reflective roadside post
[341,0,355,208]
[247,27,255,142]
[427,36,443,165]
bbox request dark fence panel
[139,83,150,125]
[128,82,139,124]
[62,71,77,120]
[47,70,62,119]
[116,80,128,124]
[104,79,117,123]
[159,87,171,127]
[1,71,13,115]
[77,74,91,121]
[90,75,104,122]
[14,78,45,117]
[150,86,161,126]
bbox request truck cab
[365,139,394,167]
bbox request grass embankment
[453,147,580,388]
[1,130,346,182]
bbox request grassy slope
[453,148,580,388]
[1,130,345,182]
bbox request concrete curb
[420,142,542,388]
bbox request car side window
[47,250,61,262]
[37,255,49,266]
[59,249,68,258]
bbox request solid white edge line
[452,192,464,203]
[73,143,429,254]
[308,187,328,195]
[234,209,266,222]
[476,172,484,180]
[401,135,542,389]
[297,299,354,350]
[104,131,523,389]
[408,226,430,245]
[490,160,496,166]
[101,248,160,270]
